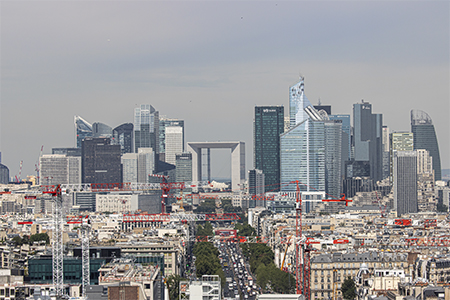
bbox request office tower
[284,116,290,133]
[416,149,435,212]
[75,116,93,148]
[254,106,284,192]
[0,164,9,184]
[52,148,81,157]
[175,153,192,183]
[159,117,185,161]
[122,153,138,182]
[390,132,414,180]
[411,109,441,180]
[93,122,112,138]
[417,149,433,175]
[381,126,390,180]
[134,104,159,154]
[248,169,265,208]
[137,148,155,183]
[112,123,134,154]
[165,126,183,165]
[289,77,311,128]
[324,120,342,199]
[81,137,121,184]
[40,154,81,185]
[394,150,418,216]
[280,119,325,193]
[329,115,351,160]
[353,101,383,181]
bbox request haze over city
[1,1,449,179]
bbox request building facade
[248,169,265,208]
[254,106,284,192]
[93,122,112,138]
[134,104,159,154]
[411,109,441,180]
[175,153,192,183]
[40,154,81,185]
[393,150,418,216]
[75,116,93,148]
[164,126,183,165]
[159,117,185,159]
[112,123,134,154]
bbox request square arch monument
[187,141,245,192]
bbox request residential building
[254,106,284,192]
[112,123,134,154]
[394,150,418,216]
[411,109,442,180]
[81,137,121,184]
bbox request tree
[341,276,356,300]
[437,203,448,212]
[30,233,50,244]
[165,275,185,300]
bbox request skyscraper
[121,153,138,182]
[159,117,185,161]
[248,169,265,208]
[411,109,441,180]
[175,152,192,183]
[280,119,325,193]
[137,148,155,182]
[324,120,343,199]
[134,105,159,154]
[165,126,183,165]
[40,154,81,185]
[390,132,414,180]
[353,101,383,181]
[394,150,418,216]
[254,106,284,192]
[81,137,121,184]
[75,116,93,148]
[112,123,134,154]
[289,77,311,128]
[93,122,112,138]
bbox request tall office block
[254,106,284,192]
[390,132,414,181]
[40,154,81,185]
[353,101,383,181]
[93,122,112,138]
[411,109,441,180]
[417,149,433,175]
[416,149,435,212]
[75,116,93,148]
[112,123,134,154]
[122,153,139,182]
[82,137,121,184]
[314,105,331,115]
[137,148,155,183]
[159,117,185,160]
[394,150,418,216]
[52,148,81,157]
[0,164,9,184]
[382,126,390,180]
[248,169,265,208]
[324,120,342,199]
[329,114,351,160]
[134,104,159,154]
[175,153,192,183]
[280,119,325,193]
[289,77,311,128]
[165,126,183,165]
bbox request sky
[1,0,449,181]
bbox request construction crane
[35,145,44,185]
[15,160,23,183]
[280,236,292,271]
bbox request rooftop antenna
[318,98,322,106]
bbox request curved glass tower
[411,109,441,180]
[75,116,93,148]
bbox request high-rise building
[289,77,311,128]
[329,114,351,160]
[159,118,185,160]
[353,101,383,181]
[40,154,81,185]
[381,126,390,180]
[75,116,93,148]
[411,109,441,180]
[121,153,138,183]
[165,126,183,165]
[254,106,284,192]
[324,120,343,199]
[81,137,121,184]
[0,164,9,184]
[112,123,134,154]
[248,169,265,208]
[134,105,159,154]
[390,132,414,180]
[416,149,435,212]
[314,105,331,115]
[93,122,112,138]
[52,148,81,157]
[137,148,155,182]
[394,150,418,216]
[175,153,192,183]
[280,119,325,193]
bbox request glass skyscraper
[159,117,185,157]
[324,120,343,199]
[280,119,325,193]
[75,116,93,148]
[289,77,310,128]
[112,123,134,154]
[394,150,418,216]
[134,104,159,154]
[411,109,441,180]
[254,106,284,192]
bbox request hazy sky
[1,1,449,180]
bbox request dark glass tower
[81,137,121,184]
[254,106,284,192]
[112,123,134,154]
[75,116,93,148]
[411,110,441,180]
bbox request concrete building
[82,137,121,184]
[175,153,192,183]
[179,275,221,300]
[248,169,265,208]
[121,153,138,183]
[159,117,184,162]
[164,126,183,165]
[394,151,418,216]
[40,154,81,185]
[137,148,155,182]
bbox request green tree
[342,276,356,300]
[437,203,448,212]
[235,223,256,237]
[30,233,50,244]
[165,275,185,300]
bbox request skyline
[1,1,449,179]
